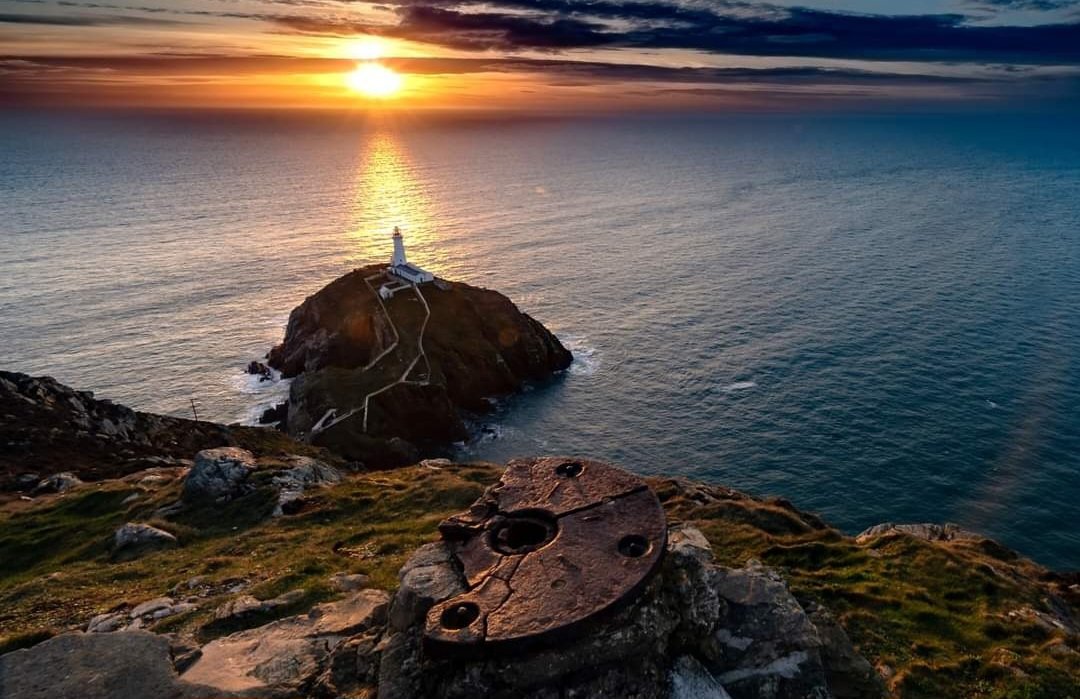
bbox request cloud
[964,0,1079,10]
[266,1,1080,64]
[0,52,989,83]
[0,10,186,26]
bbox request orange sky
[2,0,1078,112]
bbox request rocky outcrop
[210,590,307,626]
[111,523,178,561]
[182,447,257,503]
[0,371,332,490]
[31,471,83,494]
[856,522,983,543]
[0,631,229,699]
[180,589,389,697]
[373,524,883,699]
[269,456,341,516]
[266,265,572,466]
[87,597,197,633]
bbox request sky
[2,0,1080,111]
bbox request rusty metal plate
[424,457,667,653]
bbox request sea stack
[267,235,571,466]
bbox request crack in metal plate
[424,457,667,654]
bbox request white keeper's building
[388,226,434,285]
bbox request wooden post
[190,398,200,422]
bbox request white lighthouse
[387,226,434,285]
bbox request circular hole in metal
[490,511,558,555]
[618,534,650,558]
[555,461,584,478]
[440,602,480,630]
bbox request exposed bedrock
[0,371,333,490]
[266,265,572,466]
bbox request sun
[345,63,403,99]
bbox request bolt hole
[440,602,480,630]
[618,535,650,558]
[491,515,556,555]
[555,461,584,478]
[490,511,557,555]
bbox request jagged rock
[183,447,256,503]
[86,611,127,633]
[212,590,306,624]
[670,656,733,699]
[130,597,175,619]
[32,471,82,494]
[855,522,982,543]
[270,456,342,516]
[0,370,325,491]
[246,361,273,380]
[258,402,288,426]
[701,562,830,699]
[111,522,177,561]
[181,589,389,696]
[0,631,231,699]
[803,601,887,699]
[331,572,371,592]
[12,473,40,491]
[386,542,466,633]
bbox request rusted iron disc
[424,457,667,653]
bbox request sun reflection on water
[347,131,441,270]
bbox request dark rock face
[0,371,331,490]
[266,266,572,466]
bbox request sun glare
[343,37,386,61]
[345,63,403,98]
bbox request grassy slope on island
[0,464,1077,698]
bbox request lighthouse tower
[387,226,434,285]
[391,226,408,267]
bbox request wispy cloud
[261,1,1080,64]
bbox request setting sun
[345,63,403,98]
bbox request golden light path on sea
[348,131,440,268]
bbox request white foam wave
[228,366,292,425]
[723,380,757,393]
[560,334,600,376]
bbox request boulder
[86,611,128,633]
[212,590,306,624]
[246,361,273,381]
[269,456,342,517]
[181,589,389,696]
[32,471,82,494]
[183,447,256,503]
[330,572,371,592]
[111,523,177,561]
[123,597,197,628]
[257,402,288,426]
[0,631,232,699]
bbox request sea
[2,110,1078,569]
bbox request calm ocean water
[2,110,1078,568]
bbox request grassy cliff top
[0,462,1076,698]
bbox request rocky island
[263,263,572,467]
[1,372,1078,699]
